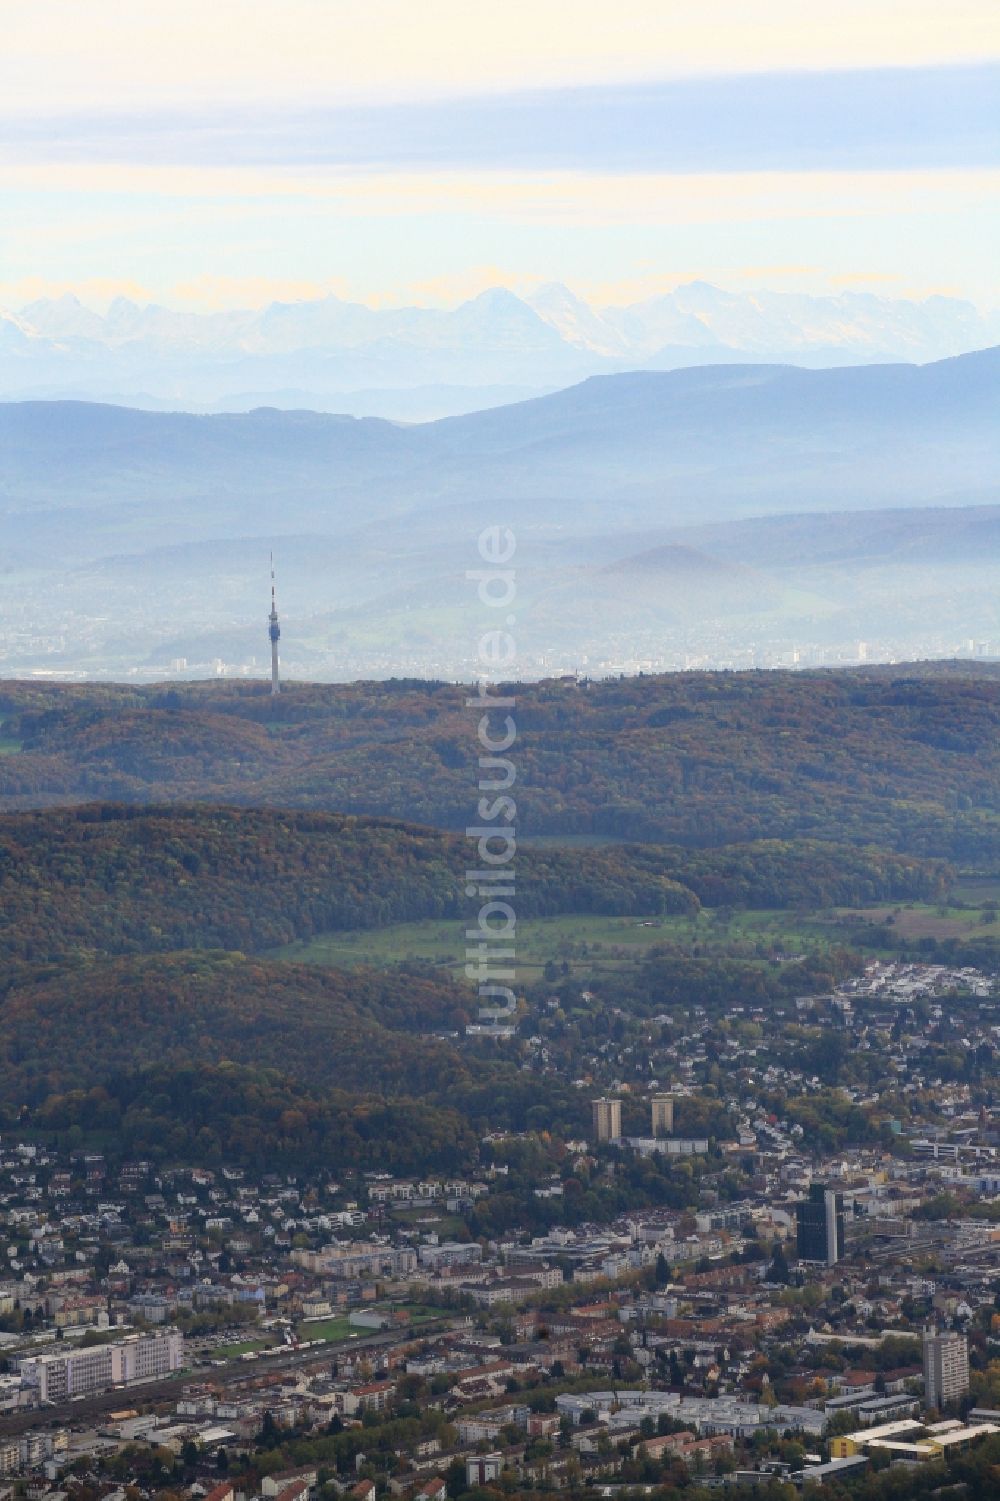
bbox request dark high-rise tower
[796,1182,844,1265]
[268,555,280,696]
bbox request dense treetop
[0,803,946,967]
[0,951,469,1110]
[0,664,987,1178]
[1,667,997,857]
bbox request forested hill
[5,942,835,1169]
[1,667,999,858]
[0,804,946,968]
[0,952,470,1110]
[0,949,501,1171]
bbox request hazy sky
[2,1,999,310]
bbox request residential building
[796,1183,845,1265]
[466,1456,503,1487]
[592,1098,622,1143]
[923,1327,970,1411]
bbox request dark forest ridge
[1,662,999,860]
[0,798,931,1152]
[0,802,945,969]
[0,802,944,1143]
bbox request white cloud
[2,0,999,112]
[3,163,999,227]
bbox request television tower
[268,555,281,696]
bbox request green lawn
[299,1305,452,1343]
[215,1336,275,1358]
[298,1316,355,1343]
[270,897,1000,987]
[271,908,842,982]
[389,1206,467,1237]
[406,1305,454,1324]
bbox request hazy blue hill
[430,351,1000,446]
[2,348,999,548]
[0,399,419,499]
[670,503,1000,568]
[587,542,788,617]
[600,542,747,578]
[3,351,1000,674]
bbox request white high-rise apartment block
[923,1327,969,1411]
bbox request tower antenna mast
[268,553,281,696]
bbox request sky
[1,1,999,312]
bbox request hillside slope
[0,803,947,971]
[0,951,469,1108]
[3,350,999,560]
[0,803,704,966]
[1,669,998,859]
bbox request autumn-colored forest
[0,803,947,965]
[1,666,998,857]
[0,665,990,1172]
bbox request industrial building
[17,1328,183,1405]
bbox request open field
[298,1306,451,1344]
[273,909,845,982]
[952,876,1000,904]
[272,895,1000,983]
[298,1317,354,1343]
[388,1206,468,1237]
[838,903,1000,942]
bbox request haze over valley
[2,345,1000,680]
[3,281,999,419]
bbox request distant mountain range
[3,349,998,539]
[2,347,1000,677]
[3,281,999,418]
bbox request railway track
[0,1322,454,1441]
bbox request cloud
[0,276,155,311]
[830,272,905,286]
[3,65,999,174]
[169,274,353,310]
[5,164,1000,229]
[733,265,822,278]
[3,2,999,113]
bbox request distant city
[1,631,995,688]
